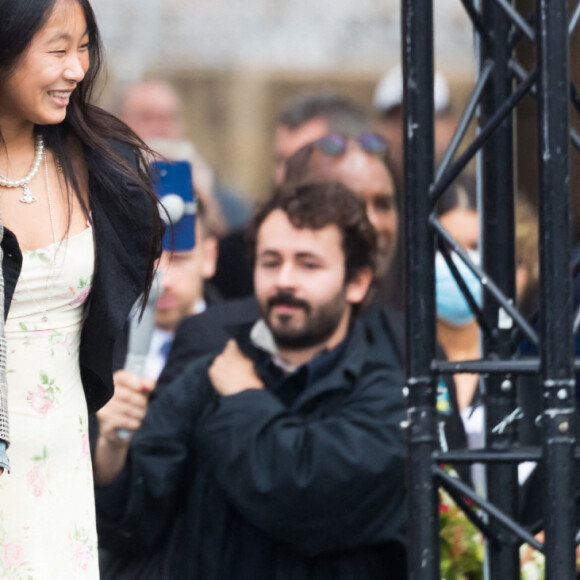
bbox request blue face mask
[435,250,482,326]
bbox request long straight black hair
[0,0,163,305]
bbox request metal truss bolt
[559,421,569,433]
[402,387,410,398]
[400,420,410,429]
[501,380,512,392]
[557,388,568,400]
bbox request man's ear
[345,267,374,305]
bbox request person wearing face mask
[434,176,483,451]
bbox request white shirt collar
[249,319,298,374]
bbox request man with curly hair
[94,180,407,580]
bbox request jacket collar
[233,318,370,410]
[293,320,368,409]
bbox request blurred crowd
[1,0,563,577]
[92,70,545,579]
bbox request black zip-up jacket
[96,319,408,579]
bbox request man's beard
[261,290,348,350]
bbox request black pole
[480,1,520,577]
[402,0,438,578]
[536,0,576,577]
[402,0,577,576]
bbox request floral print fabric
[0,227,98,579]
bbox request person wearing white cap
[372,65,457,187]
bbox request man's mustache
[267,292,310,313]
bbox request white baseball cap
[373,65,451,114]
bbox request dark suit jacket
[156,296,259,393]
[209,229,253,300]
[1,140,159,413]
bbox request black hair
[247,181,377,287]
[435,174,477,217]
[0,0,163,306]
[277,91,369,137]
[284,139,398,202]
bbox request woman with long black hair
[0,0,162,575]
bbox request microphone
[117,272,162,440]
[121,191,193,377]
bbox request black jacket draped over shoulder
[1,140,158,413]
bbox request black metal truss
[403,0,578,578]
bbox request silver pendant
[19,184,37,204]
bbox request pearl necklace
[0,136,44,204]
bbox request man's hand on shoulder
[209,339,264,397]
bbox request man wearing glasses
[285,132,399,281]
[273,92,370,185]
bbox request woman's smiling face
[0,0,90,131]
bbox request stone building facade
[91,0,477,199]
[92,0,474,79]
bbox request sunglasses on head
[313,133,390,157]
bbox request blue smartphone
[150,160,196,251]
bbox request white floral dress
[0,226,98,579]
